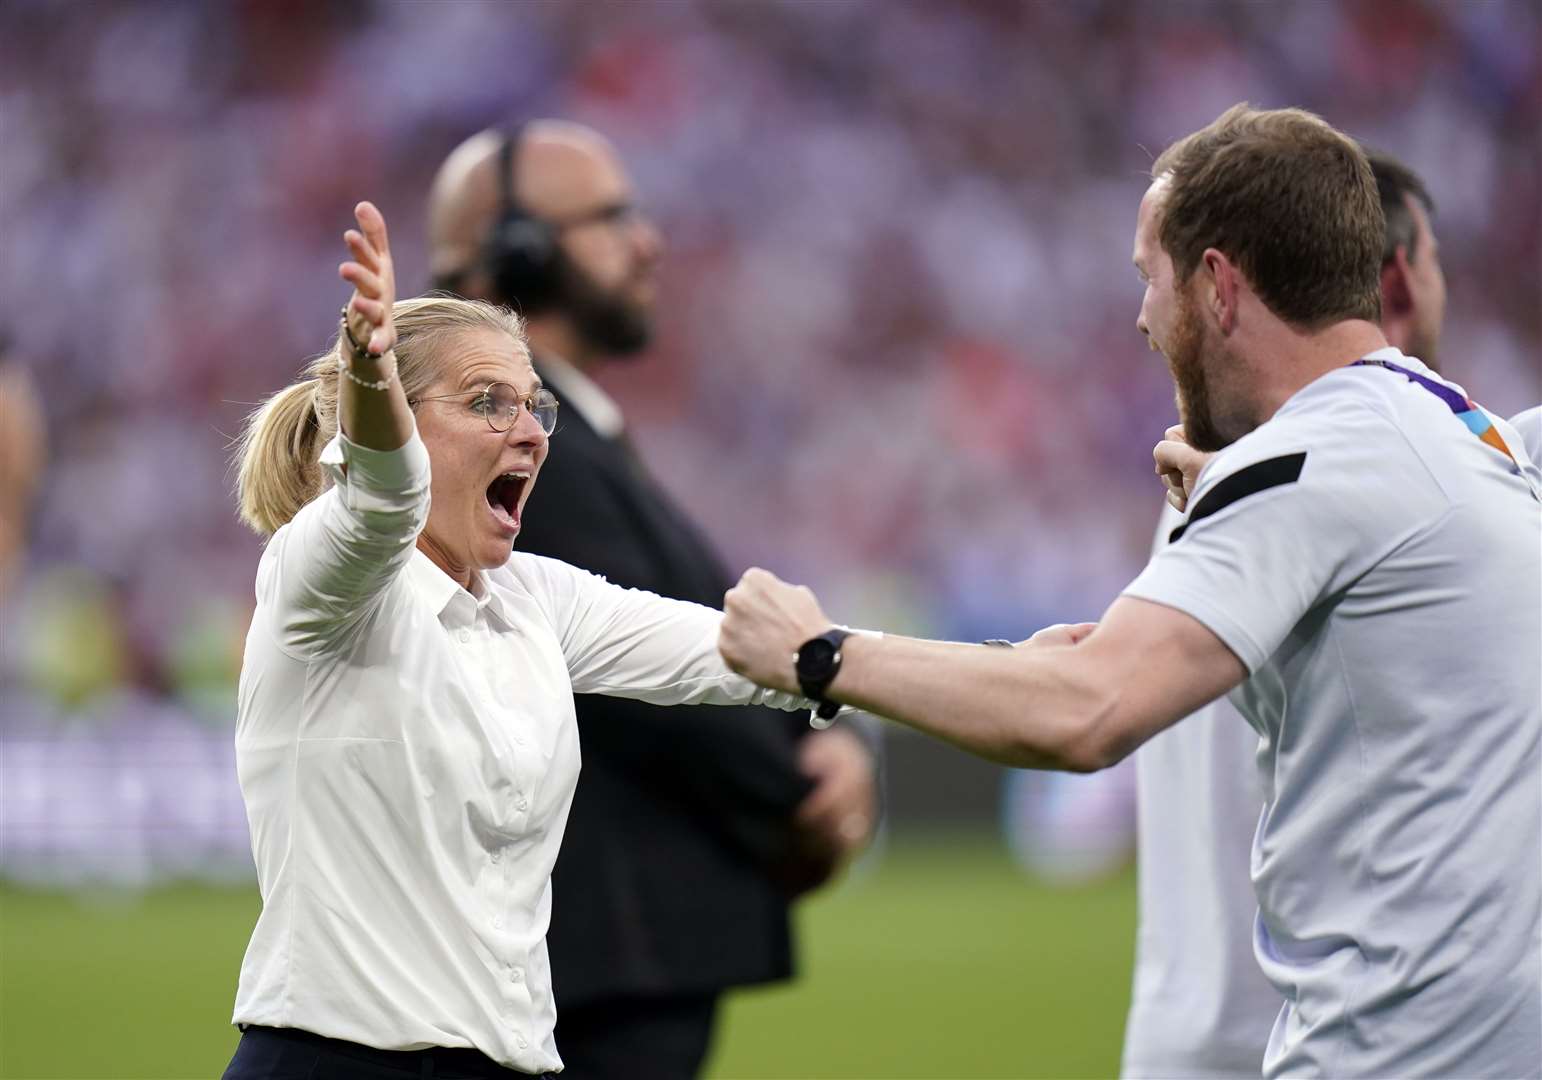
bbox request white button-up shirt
[230,430,805,1074]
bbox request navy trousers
[222,1026,550,1080]
[552,994,718,1080]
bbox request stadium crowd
[2,0,1538,883]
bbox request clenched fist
[1153,424,1213,512]
[719,567,833,695]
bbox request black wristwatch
[795,627,854,720]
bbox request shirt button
[490,851,502,863]
[458,628,471,643]
[516,797,529,812]
[510,966,524,982]
[492,915,504,929]
[516,1035,528,1050]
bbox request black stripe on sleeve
[1169,451,1307,544]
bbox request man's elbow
[1058,727,1130,773]
[1009,692,1131,774]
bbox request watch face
[796,637,839,680]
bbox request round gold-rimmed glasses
[410,382,560,435]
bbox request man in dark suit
[426,121,879,1079]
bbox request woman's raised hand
[339,201,398,357]
[334,201,414,454]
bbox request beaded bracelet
[339,308,395,391]
[340,363,395,392]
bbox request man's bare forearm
[825,632,1123,771]
[720,570,1248,775]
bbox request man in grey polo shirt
[717,104,1541,1077]
[1120,148,1513,1079]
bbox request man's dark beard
[1166,290,1228,453]
[556,255,653,357]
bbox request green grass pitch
[0,834,1135,1079]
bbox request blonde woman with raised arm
[223,203,809,1079]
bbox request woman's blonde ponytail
[235,378,326,535]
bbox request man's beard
[1165,290,1229,453]
[557,256,654,358]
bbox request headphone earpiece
[483,125,562,313]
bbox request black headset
[481,125,563,313]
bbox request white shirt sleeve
[255,431,432,659]
[1123,408,1446,673]
[513,554,811,711]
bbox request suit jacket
[516,359,816,1006]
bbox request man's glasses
[553,201,648,233]
[410,383,560,435]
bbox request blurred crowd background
[1,0,1538,890]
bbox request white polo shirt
[231,431,806,1074]
[1124,350,1541,1078]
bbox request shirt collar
[404,548,467,620]
[403,548,521,631]
[478,574,517,630]
[536,352,625,439]
[1359,344,1408,365]
[1356,345,1472,399]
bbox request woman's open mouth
[485,471,530,533]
